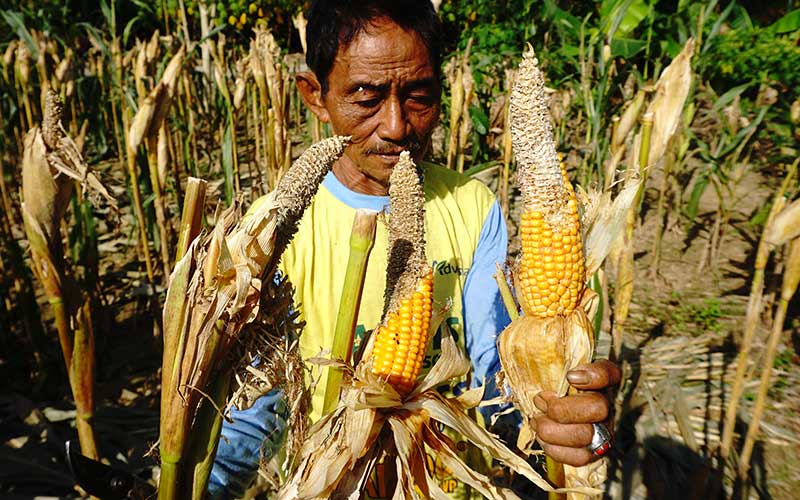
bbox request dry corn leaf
[128,46,185,152]
[766,197,800,246]
[579,181,640,276]
[280,329,597,499]
[632,38,694,170]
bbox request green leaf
[0,11,38,59]
[100,0,114,30]
[749,201,772,228]
[711,83,750,115]
[717,106,767,158]
[686,173,709,222]
[770,9,800,34]
[542,0,580,37]
[601,0,648,39]
[469,104,489,136]
[464,160,499,177]
[123,15,143,47]
[614,0,649,39]
[610,37,647,59]
[221,120,234,205]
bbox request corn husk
[280,329,597,499]
[631,38,694,171]
[766,197,800,246]
[129,47,185,153]
[20,91,113,461]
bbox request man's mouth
[373,150,404,163]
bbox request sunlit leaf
[610,37,647,59]
[770,9,800,34]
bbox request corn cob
[517,161,584,318]
[498,46,601,495]
[369,152,433,395]
[511,49,585,318]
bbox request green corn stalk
[323,209,378,415]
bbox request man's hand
[533,359,621,466]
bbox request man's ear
[295,72,331,123]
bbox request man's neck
[332,161,389,196]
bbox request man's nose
[378,95,408,143]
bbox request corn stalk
[322,209,378,415]
[157,136,348,499]
[20,91,114,460]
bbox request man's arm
[462,201,512,421]
[207,389,288,499]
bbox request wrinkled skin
[533,360,621,466]
[296,16,621,467]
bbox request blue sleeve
[462,201,515,427]
[208,389,288,499]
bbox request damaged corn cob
[498,46,601,495]
[369,151,433,395]
[158,136,349,500]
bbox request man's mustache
[364,139,423,156]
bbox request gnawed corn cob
[158,136,349,500]
[371,269,433,393]
[369,152,433,394]
[510,46,585,318]
[498,46,601,495]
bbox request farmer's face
[301,17,441,195]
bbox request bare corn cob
[369,152,433,395]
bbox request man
[209,1,620,497]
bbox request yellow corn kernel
[371,270,433,394]
[517,186,584,318]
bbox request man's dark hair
[306,0,443,93]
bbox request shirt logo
[431,259,469,277]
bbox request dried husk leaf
[160,136,348,489]
[128,47,185,152]
[22,91,115,244]
[497,305,594,448]
[632,38,694,170]
[282,329,599,498]
[579,181,640,276]
[612,89,646,152]
[766,197,800,246]
[292,11,308,54]
[157,122,169,187]
[21,128,73,246]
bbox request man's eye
[407,93,435,107]
[355,97,382,108]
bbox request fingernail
[533,393,548,412]
[567,370,590,385]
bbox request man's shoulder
[421,161,496,206]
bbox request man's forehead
[332,25,435,84]
[337,19,432,65]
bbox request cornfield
[1,1,799,499]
